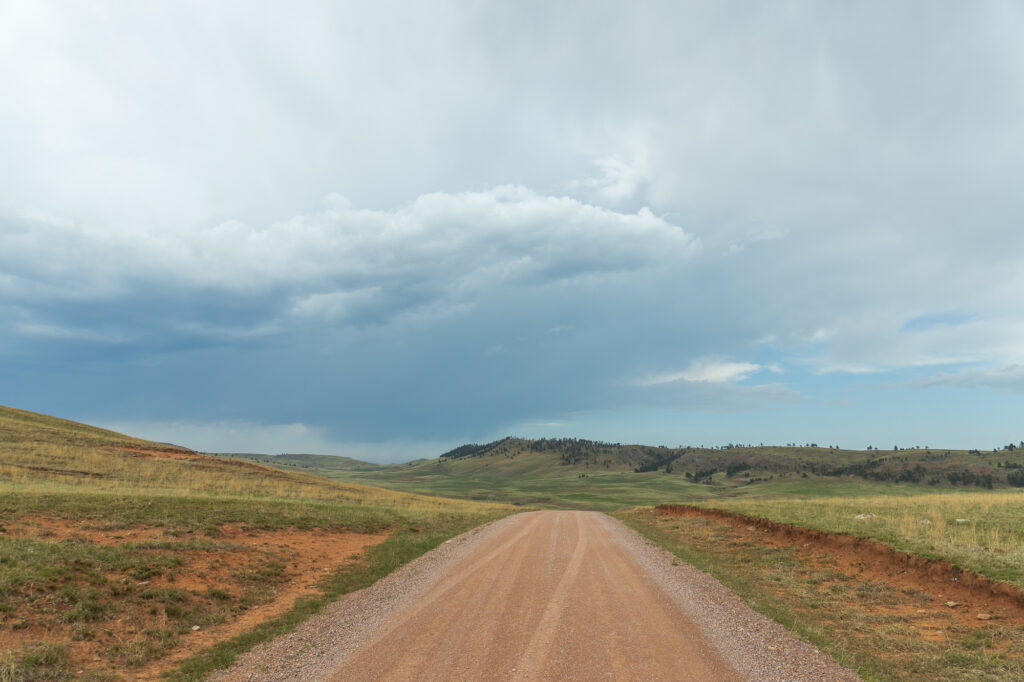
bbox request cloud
[629,358,803,413]
[637,359,762,386]
[725,225,789,256]
[3,2,1024,450]
[639,380,806,413]
[809,314,1024,375]
[100,419,448,463]
[568,156,650,206]
[13,319,130,344]
[288,288,386,323]
[1,187,698,334]
[899,365,1024,394]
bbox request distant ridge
[433,436,1024,488]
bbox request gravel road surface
[215,510,859,681]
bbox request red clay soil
[17,465,107,478]
[0,517,389,680]
[655,504,1024,627]
[111,446,204,461]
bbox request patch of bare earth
[111,447,199,461]
[0,516,389,680]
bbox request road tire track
[215,511,859,681]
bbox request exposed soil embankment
[656,504,1024,624]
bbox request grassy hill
[0,405,407,504]
[290,436,1024,509]
[0,406,512,680]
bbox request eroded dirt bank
[656,504,1024,626]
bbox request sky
[3,1,1024,461]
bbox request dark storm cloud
[3,1,1024,454]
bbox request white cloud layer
[568,156,650,206]
[1,187,697,325]
[637,359,762,386]
[101,420,447,463]
[901,365,1024,394]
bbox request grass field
[266,436,1024,512]
[263,447,979,511]
[321,466,720,509]
[0,406,513,681]
[311,462,992,511]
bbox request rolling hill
[270,436,1024,509]
[0,404,444,508]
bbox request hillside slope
[0,405,455,510]
[320,436,1024,509]
[433,436,1024,484]
[0,405,511,680]
[435,437,1024,485]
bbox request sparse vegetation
[0,642,69,681]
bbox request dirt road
[218,511,858,681]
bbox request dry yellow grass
[0,405,499,517]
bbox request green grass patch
[0,642,69,681]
